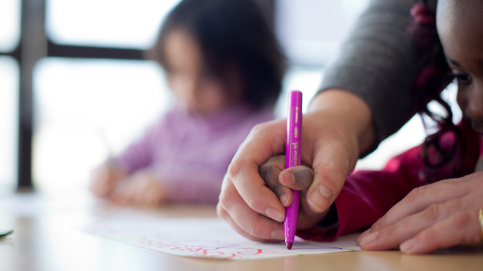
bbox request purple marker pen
[284,90,302,250]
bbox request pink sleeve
[115,117,167,174]
[297,145,426,241]
[160,167,225,204]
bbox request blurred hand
[89,164,127,198]
[358,171,483,254]
[217,90,374,242]
[109,170,168,207]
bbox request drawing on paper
[85,217,360,260]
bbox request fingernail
[400,239,416,253]
[280,194,289,206]
[318,185,333,199]
[286,172,295,186]
[266,208,285,222]
[279,171,294,186]
[271,228,285,240]
[308,199,323,213]
[357,229,371,244]
[358,231,378,246]
[308,185,333,212]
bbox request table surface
[1,192,482,271]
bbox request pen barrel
[285,91,302,168]
[284,90,302,245]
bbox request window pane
[0,57,19,194]
[0,0,21,52]
[46,0,181,49]
[276,0,369,66]
[275,65,324,117]
[33,58,171,194]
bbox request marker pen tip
[286,242,293,250]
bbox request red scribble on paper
[137,238,264,259]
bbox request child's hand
[89,164,127,198]
[218,154,331,243]
[109,170,168,207]
[357,172,483,254]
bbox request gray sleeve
[318,0,434,146]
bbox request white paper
[85,216,360,260]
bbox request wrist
[308,89,376,155]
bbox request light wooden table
[1,193,482,271]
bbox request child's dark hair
[150,0,286,110]
[408,0,479,182]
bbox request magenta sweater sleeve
[297,145,426,241]
[297,121,482,242]
[115,117,167,174]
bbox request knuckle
[247,221,270,239]
[246,194,261,211]
[218,187,234,210]
[250,122,270,136]
[372,217,386,231]
[452,212,472,229]
[424,204,442,221]
[227,160,243,181]
[259,163,275,182]
[446,212,477,244]
[405,186,426,204]
[216,204,227,219]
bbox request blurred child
[89,0,285,206]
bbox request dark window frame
[6,0,273,191]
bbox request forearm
[318,0,428,145]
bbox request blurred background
[0,0,460,195]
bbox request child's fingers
[110,181,134,205]
[260,155,293,206]
[359,201,460,250]
[369,178,472,233]
[358,173,483,253]
[279,165,314,191]
[400,210,483,254]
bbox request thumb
[306,140,355,213]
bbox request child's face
[437,0,483,135]
[163,29,239,115]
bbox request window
[0,0,21,52]
[33,59,170,193]
[276,0,370,66]
[29,0,180,193]
[0,0,20,193]
[0,57,19,193]
[46,0,180,49]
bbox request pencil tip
[286,242,293,250]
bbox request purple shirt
[116,105,275,204]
